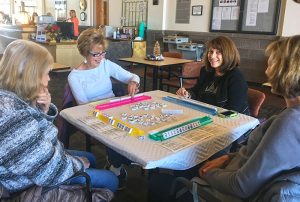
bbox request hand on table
[36,88,51,113]
[128,81,140,97]
[176,87,191,98]
[199,155,231,177]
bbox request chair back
[162,52,183,59]
[132,41,146,58]
[247,88,266,117]
[110,77,125,97]
[182,61,204,86]
[56,83,77,148]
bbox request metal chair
[0,171,114,202]
[171,167,300,202]
[160,61,204,92]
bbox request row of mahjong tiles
[94,94,211,135]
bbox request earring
[84,58,87,64]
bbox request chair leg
[143,65,147,92]
[159,68,164,90]
[85,134,91,152]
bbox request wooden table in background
[52,63,71,71]
[119,57,194,90]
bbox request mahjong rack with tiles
[92,93,213,141]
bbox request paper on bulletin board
[213,7,222,20]
[221,7,231,20]
[258,0,269,13]
[212,7,222,30]
[231,6,240,20]
[246,0,258,26]
[212,19,221,30]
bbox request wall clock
[80,0,87,11]
[80,12,87,21]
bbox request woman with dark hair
[196,34,300,201]
[177,36,249,114]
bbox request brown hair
[77,28,108,57]
[204,36,240,74]
[0,40,53,102]
[70,10,76,17]
[265,35,300,98]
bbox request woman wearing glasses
[68,28,140,105]
[68,28,139,189]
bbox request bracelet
[130,81,140,88]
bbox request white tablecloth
[60,90,259,170]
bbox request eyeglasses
[88,51,107,57]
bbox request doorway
[95,0,108,27]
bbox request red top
[71,17,79,36]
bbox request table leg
[152,67,158,90]
[143,65,147,92]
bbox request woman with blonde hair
[68,9,79,37]
[68,28,140,189]
[68,27,140,105]
[0,39,118,193]
[195,35,300,201]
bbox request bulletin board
[210,0,281,35]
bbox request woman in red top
[69,10,79,38]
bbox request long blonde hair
[0,40,53,102]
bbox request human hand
[128,81,139,97]
[36,88,51,113]
[77,156,90,169]
[176,88,190,98]
[199,155,230,177]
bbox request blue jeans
[67,150,118,192]
[106,147,131,168]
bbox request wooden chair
[124,41,147,90]
[145,51,183,90]
[247,88,266,118]
[231,88,266,152]
[160,61,204,92]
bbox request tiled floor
[49,70,286,202]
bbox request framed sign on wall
[192,5,203,16]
